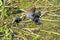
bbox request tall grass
[0,0,60,40]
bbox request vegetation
[0,0,60,40]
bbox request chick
[26,7,41,25]
[13,7,41,25]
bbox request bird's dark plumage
[14,16,21,23]
[32,14,40,25]
[26,7,41,25]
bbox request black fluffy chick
[32,14,40,25]
[25,7,41,25]
[14,16,22,23]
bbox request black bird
[26,7,41,25]
[14,16,22,23]
[32,14,40,25]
